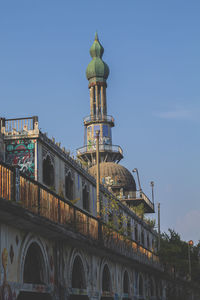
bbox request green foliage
[159,229,200,282]
[129,203,145,219]
[144,217,156,229]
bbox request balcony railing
[77,144,123,155]
[121,191,154,212]
[0,116,38,134]
[0,161,160,269]
[83,115,114,125]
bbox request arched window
[72,256,86,289]
[102,264,111,292]
[43,155,54,187]
[23,242,45,284]
[82,185,89,211]
[139,275,144,297]
[149,278,155,297]
[65,172,73,200]
[123,271,130,294]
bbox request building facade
[0,34,198,300]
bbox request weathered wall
[0,223,166,300]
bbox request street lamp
[188,240,193,281]
[150,181,154,204]
[132,168,142,192]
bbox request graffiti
[0,248,13,300]
[5,139,35,178]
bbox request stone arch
[69,250,88,290]
[100,260,113,296]
[122,269,131,299]
[19,235,49,285]
[138,273,145,299]
[149,276,156,297]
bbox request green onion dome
[86,33,109,84]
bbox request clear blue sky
[1,1,200,243]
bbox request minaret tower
[77,33,123,167]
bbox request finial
[95,32,99,41]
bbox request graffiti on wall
[0,248,13,300]
[6,139,36,179]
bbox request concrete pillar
[90,87,94,119]
[95,85,99,118]
[100,85,104,117]
[103,86,107,115]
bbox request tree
[158,229,200,282]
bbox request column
[90,87,94,119]
[95,85,99,119]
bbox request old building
[0,34,198,300]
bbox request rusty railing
[0,161,160,268]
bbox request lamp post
[96,130,100,217]
[150,181,154,204]
[132,168,142,192]
[188,240,193,281]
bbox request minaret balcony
[77,144,123,163]
[83,115,115,127]
[120,191,155,213]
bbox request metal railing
[77,144,123,155]
[122,191,154,211]
[83,115,114,124]
[1,116,38,133]
[0,161,160,269]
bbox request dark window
[65,173,73,200]
[123,271,129,294]
[139,275,144,296]
[43,155,54,187]
[83,186,89,211]
[102,264,111,292]
[150,278,155,296]
[72,256,86,289]
[23,243,45,284]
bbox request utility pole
[96,130,100,217]
[188,240,193,281]
[158,203,161,250]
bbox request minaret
[77,33,123,167]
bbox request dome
[86,33,109,82]
[88,162,136,192]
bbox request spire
[86,33,109,84]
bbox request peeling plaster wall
[0,223,167,300]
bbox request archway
[123,271,131,300]
[17,242,52,300]
[138,275,145,300]
[101,264,113,300]
[70,255,89,300]
[23,242,45,284]
[149,277,156,298]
